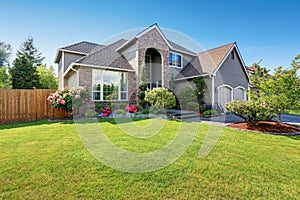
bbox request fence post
[34,87,37,121]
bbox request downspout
[210,74,215,106]
[62,51,65,88]
[70,65,79,87]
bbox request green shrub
[199,105,205,113]
[178,87,197,109]
[187,102,199,111]
[149,105,165,114]
[84,110,97,117]
[203,109,218,117]
[142,109,150,114]
[145,87,176,108]
[115,109,126,115]
[226,100,277,125]
[119,102,127,110]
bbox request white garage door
[234,87,245,101]
[217,86,232,112]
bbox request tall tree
[9,37,44,89]
[249,55,300,122]
[0,41,12,67]
[37,64,58,89]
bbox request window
[92,69,128,101]
[169,52,182,67]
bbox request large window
[92,69,128,101]
[169,52,182,67]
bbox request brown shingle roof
[176,42,235,79]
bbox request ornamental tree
[249,55,300,122]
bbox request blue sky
[1,0,299,74]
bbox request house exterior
[54,24,249,111]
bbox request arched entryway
[145,48,162,89]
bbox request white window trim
[169,52,183,69]
[92,69,128,101]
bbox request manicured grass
[289,109,300,116]
[1,119,299,199]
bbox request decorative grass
[1,119,299,199]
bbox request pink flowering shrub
[125,104,138,113]
[48,86,90,116]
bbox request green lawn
[1,119,299,199]
[289,109,300,116]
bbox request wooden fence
[0,89,68,124]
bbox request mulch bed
[227,121,300,136]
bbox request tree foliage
[9,37,44,89]
[178,87,197,109]
[0,41,12,67]
[228,55,300,124]
[145,87,176,109]
[37,64,58,89]
[0,67,11,88]
[249,55,300,121]
[226,100,277,125]
[192,76,206,104]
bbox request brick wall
[137,28,170,89]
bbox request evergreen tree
[9,37,44,89]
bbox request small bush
[84,110,97,117]
[145,87,176,109]
[203,109,218,117]
[178,87,197,109]
[119,102,127,110]
[187,102,199,111]
[150,105,165,115]
[199,105,205,113]
[142,109,150,114]
[115,109,126,115]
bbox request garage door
[234,87,245,101]
[217,86,232,112]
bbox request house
[54,24,249,111]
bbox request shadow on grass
[0,119,74,130]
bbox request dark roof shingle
[176,43,235,79]
[61,41,100,54]
[76,39,133,71]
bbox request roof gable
[176,42,249,80]
[54,41,102,63]
[117,24,196,56]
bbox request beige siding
[66,71,77,88]
[63,53,84,72]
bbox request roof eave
[63,62,135,77]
